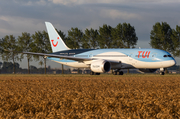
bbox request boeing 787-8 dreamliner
[23,22,176,75]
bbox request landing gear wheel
[160,72,165,75]
[90,71,100,75]
[90,71,95,75]
[95,73,100,75]
[119,71,124,75]
[113,70,123,75]
[113,71,117,75]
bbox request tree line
[150,22,180,57]
[0,22,179,74]
[0,61,73,74]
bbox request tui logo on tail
[51,37,59,47]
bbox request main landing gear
[113,70,124,75]
[90,71,100,75]
[90,70,124,75]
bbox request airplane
[23,22,176,75]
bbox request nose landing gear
[160,68,165,75]
[160,72,165,75]
[113,70,124,75]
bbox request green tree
[83,28,99,49]
[18,32,34,74]
[81,35,91,49]
[0,62,2,69]
[0,35,19,74]
[98,24,112,48]
[0,62,2,74]
[111,23,124,48]
[68,27,83,49]
[32,31,52,74]
[171,25,180,57]
[150,22,173,52]
[1,62,21,73]
[121,23,138,48]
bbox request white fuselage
[50,50,176,70]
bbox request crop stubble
[0,75,180,118]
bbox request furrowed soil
[0,74,180,119]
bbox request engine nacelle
[90,60,111,73]
[138,69,157,73]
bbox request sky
[0,0,180,69]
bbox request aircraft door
[152,52,163,68]
[89,53,93,58]
[129,53,136,66]
[152,53,157,61]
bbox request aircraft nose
[170,59,176,66]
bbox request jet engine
[138,69,157,73]
[90,60,111,73]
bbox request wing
[22,52,120,63]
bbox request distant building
[71,68,91,74]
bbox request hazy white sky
[0,0,180,68]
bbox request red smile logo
[51,37,59,47]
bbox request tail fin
[45,22,70,52]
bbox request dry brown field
[0,74,180,119]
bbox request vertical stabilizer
[45,22,70,52]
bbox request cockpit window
[168,55,172,57]
[164,55,172,57]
